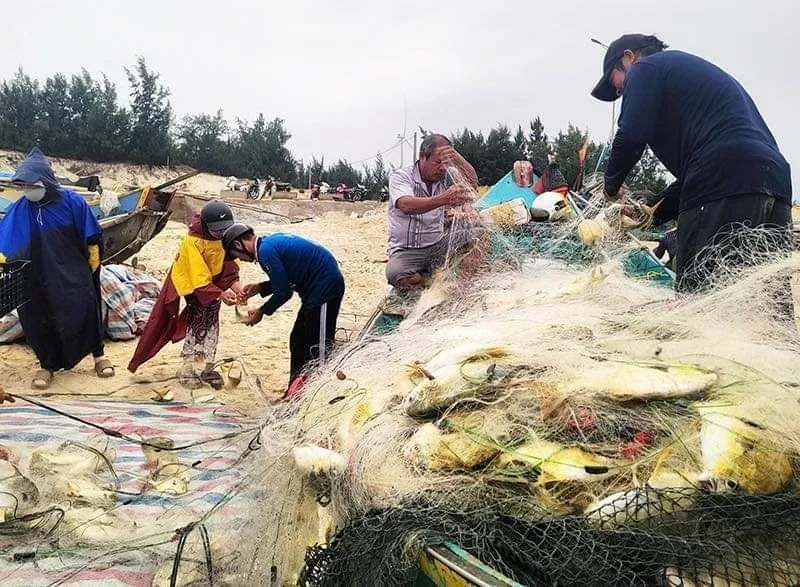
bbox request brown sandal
[94,358,115,378]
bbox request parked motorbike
[334,183,365,202]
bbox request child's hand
[220,290,238,306]
[241,283,261,300]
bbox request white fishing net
[1,170,798,586]
[221,174,800,585]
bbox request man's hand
[220,290,238,306]
[603,184,621,202]
[435,144,459,165]
[245,307,264,326]
[0,389,15,404]
[602,181,630,202]
[440,185,473,208]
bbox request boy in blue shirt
[222,224,345,395]
[591,34,792,292]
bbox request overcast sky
[3,0,797,195]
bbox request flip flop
[178,367,203,390]
[199,370,224,391]
[94,358,115,378]
[32,369,53,390]
[225,361,243,388]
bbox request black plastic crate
[0,260,31,316]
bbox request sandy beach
[0,190,389,417]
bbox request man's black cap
[591,34,663,102]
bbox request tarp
[476,170,539,210]
[0,399,260,586]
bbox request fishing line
[7,393,258,452]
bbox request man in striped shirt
[386,134,482,288]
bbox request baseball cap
[591,34,663,102]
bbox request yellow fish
[491,438,623,484]
[698,412,793,495]
[403,422,501,471]
[402,360,500,417]
[571,362,717,401]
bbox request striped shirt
[387,163,452,253]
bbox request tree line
[0,60,667,197]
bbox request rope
[6,393,258,452]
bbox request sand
[0,204,389,417]
[0,149,269,196]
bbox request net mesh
[299,490,800,586]
[1,171,798,586]
[233,173,800,586]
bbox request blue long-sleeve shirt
[605,50,792,212]
[255,233,344,315]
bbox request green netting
[369,313,403,336]
[623,249,675,288]
[300,490,800,587]
[489,224,601,267]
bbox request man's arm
[389,169,471,215]
[259,247,292,316]
[604,135,645,199]
[604,63,663,199]
[395,186,471,215]
[652,181,681,226]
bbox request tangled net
[229,177,800,586]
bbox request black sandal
[199,370,224,390]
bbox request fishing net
[299,490,800,586]
[1,167,798,586]
[228,169,800,586]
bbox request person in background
[591,34,792,292]
[386,133,484,289]
[222,224,345,398]
[128,200,241,389]
[0,148,113,389]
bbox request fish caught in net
[229,170,800,586]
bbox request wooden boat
[0,171,199,264]
[415,544,523,586]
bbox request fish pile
[298,343,793,506]
[279,337,800,583]
[247,215,800,584]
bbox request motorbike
[334,183,365,202]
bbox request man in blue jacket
[222,224,345,393]
[592,34,792,292]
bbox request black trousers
[288,293,344,386]
[676,194,792,293]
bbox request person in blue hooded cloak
[0,148,115,389]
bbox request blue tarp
[476,170,538,210]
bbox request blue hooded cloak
[0,148,104,371]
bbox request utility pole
[399,141,404,168]
[412,132,417,162]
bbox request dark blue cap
[591,34,664,102]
